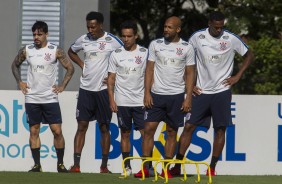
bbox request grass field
[0,172,281,184]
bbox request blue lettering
[278,103,282,119]
[0,104,10,137]
[278,125,282,161]
[13,100,22,134]
[22,144,30,158]
[95,122,121,159]
[187,127,211,161]
[226,125,246,161]
[40,145,49,158]
[0,144,5,157]
[7,144,20,158]
[51,146,58,159]
[130,128,142,156]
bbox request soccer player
[170,11,254,176]
[11,21,74,172]
[108,20,148,176]
[134,16,195,178]
[68,11,123,173]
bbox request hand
[109,99,118,112]
[144,93,153,109]
[181,99,192,113]
[52,85,65,94]
[103,76,108,85]
[222,76,240,87]
[193,86,202,96]
[19,81,29,94]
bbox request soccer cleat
[169,166,181,176]
[134,167,150,178]
[160,169,173,178]
[28,164,42,172]
[206,168,216,176]
[100,166,112,173]
[69,165,81,173]
[121,167,132,176]
[57,164,68,173]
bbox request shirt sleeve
[70,36,84,53]
[185,43,196,66]
[108,52,118,73]
[148,41,156,62]
[232,35,249,56]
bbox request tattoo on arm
[11,47,26,83]
[57,47,74,87]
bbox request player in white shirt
[108,20,148,176]
[134,16,195,178]
[68,11,123,173]
[11,21,74,173]
[170,11,254,176]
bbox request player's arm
[54,47,74,93]
[107,72,117,112]
[223,49,254,86]
[68,47,84,69]
[11,47,29,94]
[182,65,195,112]
[144,60,154,108]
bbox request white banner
[0,90,281,175]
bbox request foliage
[110,0,282,94]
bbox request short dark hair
[120,20,138,35]
[209,11,225,21]
[32,21,48,33]
[86,11,104,23]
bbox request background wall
[0,0,110,91]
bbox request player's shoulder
[106,32,123,43]
[222,29,241,40]
[47,42,58,50]
[137,45,148,53]
[190,28,208,40]
[26,43,35,50]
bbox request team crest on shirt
[139,47,146,52]
[48,45,55,49]
[176,48,183,56]
[220,42,227,50]
[222,35,229,40]
[99,42,106,50]
[44,53,52,61]
[135,56,142,64]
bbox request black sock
[74,153,81,166]
[31,148,40,165]
[174,153,184,169]
[56,148,65,165]
[210,156,219,169]
[101,154,108,168]
[122,152,131,168]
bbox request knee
[121,130,131,140]
[99,124,109,134]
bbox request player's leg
[25,103,42,172]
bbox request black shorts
[186,89,233,129]
[25,103,62,125]
[76,88,112,126]
[144,92,185,130]
[117,106,145,131]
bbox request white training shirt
[25,42,59,103]
[189,28,249,94]
[108,45,148,106]
[70,32,123,91]
[148,38,195,95]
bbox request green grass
[0,172,281,184]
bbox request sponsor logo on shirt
[199,34,205,39]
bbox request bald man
[134,16,195,178]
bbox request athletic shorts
[185,89,233,129]
[76,88,112,126]
[25,103,62,125]
[117,106,145,131]
[144,92,185,130]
